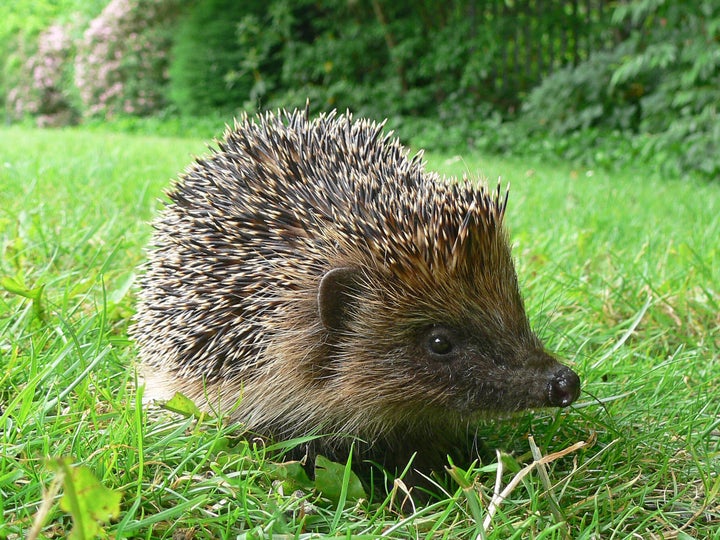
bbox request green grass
[1,125,719,539]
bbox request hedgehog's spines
[131,107,560,466]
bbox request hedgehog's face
[318,266,580,418]
[405,321,581,414]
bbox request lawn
[1,124,718,539]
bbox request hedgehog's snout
[547,365,581,407]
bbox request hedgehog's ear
[318,267,361,332]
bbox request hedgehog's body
[132,109,580,473]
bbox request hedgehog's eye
[427,329,454,356]
[430,335,452,355]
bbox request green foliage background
[2,0,720,178]
[168,0,266,115]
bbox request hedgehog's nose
[547,366,581,407]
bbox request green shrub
[168,0,265,115]
[522,43,642,135]
[519,0,720,178]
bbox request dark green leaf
[314,454,366,505]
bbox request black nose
[548,366,581,407]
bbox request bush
[74,0,180,118]
[168,0,266,116]
[614,1,720,177]
[519,0,720,178]
[522,42,646,135]
[6,22,78,126]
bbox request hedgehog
[131,108,580,476]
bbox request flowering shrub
[74,0,179,118]
[6,23,77,126]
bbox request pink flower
[73,0,176,117]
